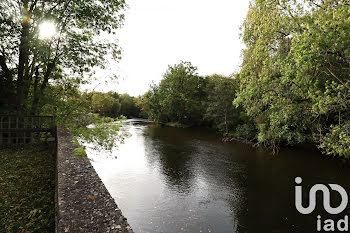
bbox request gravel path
[56,127,133,233]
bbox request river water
[87,119,350,233]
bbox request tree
[142,84,167,122]
[90,92,142,118]
[92,92,117,116]
[134,93,150,119]
[0,0,126,114]
[235,0,350,156]
[204,74,241,134]
[119,93,140,117]
[145,61,206,124]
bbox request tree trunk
[0,55,12,83]
[17,17,30,112]
[30,66,40,115]
[0,54,16,112]
[23,56,37,109]
[30,62,55,114]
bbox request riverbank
[159,121,328,157]
[0,144,55,232]
[56,127,133,232]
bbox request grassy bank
[0,144,55,233]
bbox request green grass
[0,144,55,233]
[74,147,87,157]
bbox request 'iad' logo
[295,177,349,231]
[295,177,348,214]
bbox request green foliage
[143,62,252,137]
[318,122,350,158]
[71,138,88,157]
[235,0,350,156]
[232,123,257,141]
[74,147,87,157]
[68,114,127,152]
[144,61,207,124]
[71,137,80,146]
[0,0,128,153]
[0,0,126,114]
[91,91,141,118]
[0,144,55,232]
[40,84,92,124]
[92,92,118,116]
[204,74,244,133]
[135,93,150,119]
[119,94,141,117]
[143,62,251,136]
[39,85,127,151]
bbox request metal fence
[0,115,56,144]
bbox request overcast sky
[88,0,250,96]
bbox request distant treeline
[91,92,141,118]
[138,61,253,139]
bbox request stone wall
[56,127,133,233]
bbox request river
[87,119,350,233]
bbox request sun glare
[39,22,56,39]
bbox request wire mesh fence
[0,115,56,144]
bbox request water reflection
[143,125,196,194]
[87,119,350,233]
[88,119,247,232]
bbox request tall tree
[0,0,126,114]
[92,92,116,116]
[204,74,241,134]
[145,61,206,124]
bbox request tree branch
[325,67,350,91]
[29,0,38,12]
[308,0,322,8]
